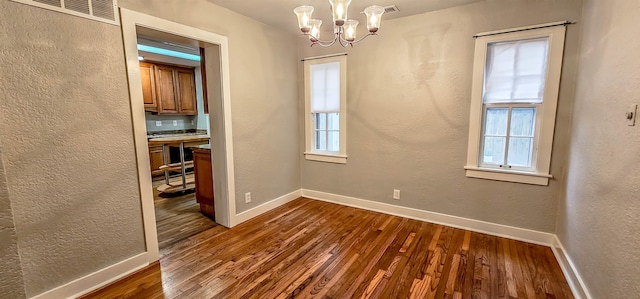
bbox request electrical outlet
[173,120,178,126]
[393,189,400,200]
[245,192,252,203]
[155,121,162,127]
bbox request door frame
[120,8,237,263]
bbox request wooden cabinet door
[140,62,157,111]
[193,149,214,209]
[149,145,165,175]
[176,67,197,115]
[155,65,179,114]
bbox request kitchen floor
[152,178,217,252]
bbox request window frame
[303,55,348,164]
[465,24,566,186]
[479,103,541,172]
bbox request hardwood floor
[153,178,217,250]
[83,198,573,299]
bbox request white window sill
[304,152,347,164]
[464,166,552,186]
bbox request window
[303,55,347,164]
[465,23,567,185]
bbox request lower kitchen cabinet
[149,145,166,176]
[193,146,214,218]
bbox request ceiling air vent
[383,5,399,14]
[12,0,119,25]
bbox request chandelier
[294,0,385,47]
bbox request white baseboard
[301,189,555,246]
[30,252,149,299]
[234,189,302,225]
[551,235,592,299]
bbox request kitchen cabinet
[149,145,166,176]
[193,145,215,218]
[140,61,197,115]
[139,62,157,111]
[175,68,197,115]
[155,64,180,114]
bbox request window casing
[304,55,347,164]
[465,24,567,185]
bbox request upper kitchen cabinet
[175,68,197,115]
[140,61,197,115]
[155,64,180,114]
[140,62,157,112]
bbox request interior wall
[0,1,146,297]
[0,142,26,299]
[194,66,210,132]
[118,0,301,214]
[298,0,583,232]
[1,0,300,295]
[557,0,640,297]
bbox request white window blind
[311,62,341,112]
[483,37,549,104]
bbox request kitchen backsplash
[145,112,197,132]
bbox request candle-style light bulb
[343,20,359,42]
[294,6,315,33]
[329,0,352,26]
[364,5,385,33]
[309,19,323,42]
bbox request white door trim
[120,8,237,263]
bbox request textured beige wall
[0,142,26,299]
[0,1,147,296]
[119,0,300,214]
[298,0,583,232]
[557,0,640,297]
[1,0,300,296]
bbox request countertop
[147,129,207,138]
[193,144,211,150]
[147,134,210,145]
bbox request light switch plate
[627,104,637,126]
[155,121,162,127]
[173,120,178,126]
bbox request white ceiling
[206,0,482,35]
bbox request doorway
[120,8,237,262]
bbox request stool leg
[179,142,187,188]
[163,144,170,185]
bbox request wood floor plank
[152,178,217,251]
[82,198,574,299]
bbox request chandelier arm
[313,32,340,47]
[350,33,377,45]
[334,26,351,47]
[337,36,348,47]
